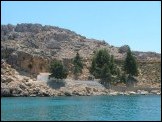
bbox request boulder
[85,87,91,93]
[64,91,72,96]
[137,90,149,95]
[128,91,136,95]
[150,90,160,94]
[109,91,119,95]
[1,88,11,97]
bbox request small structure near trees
[37,73,51,82]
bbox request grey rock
[64,91,72,96]
[118,45,129,53]
[1,88,11,97]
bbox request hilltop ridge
[1,23,160,60]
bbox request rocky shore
[1,61,161,97]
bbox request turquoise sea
[1,95,161,121]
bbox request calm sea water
[1,95,161,121]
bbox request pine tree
[95,49,110,69]
[120,73,127,83]
[49,60,68,79]
[124,47,138,76]
[110,55,116,75]
[101,64,111,81]
[90,49,110,78]
[116,67,121,77]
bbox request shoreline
[1,87,161,97]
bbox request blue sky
[1,1,161,53]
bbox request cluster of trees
[49,46,138,87]
[89,47,138,87]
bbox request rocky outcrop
[1,60,107,97]
[1,60,57,97]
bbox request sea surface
[1,95,161,121]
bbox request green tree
[90,49,115,88]
[95,49,110,69]
[110,55,117,75]
[100,64,112,87]
[116,67,120,77]
[90,49,111,79]
[120,73,127,83]
[49,60,68,79]
[124,47,138,76]
[73,52,83,79]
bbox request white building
[37,73,51,82]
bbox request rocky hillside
[1,23,161,81]
[1,60,160,97]
[1,60,110,97]
[1,60,56,96]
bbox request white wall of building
[37,73,51,82]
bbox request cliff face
[1,23,161,81]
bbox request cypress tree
[124,47,138,76]
[101,64,111,81]
[110,55,116,75]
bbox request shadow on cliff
[47,78,66,89]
